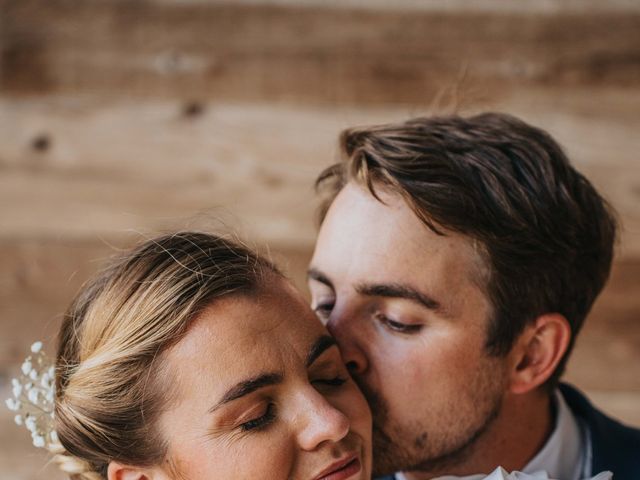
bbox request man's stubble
[358,358,507,478]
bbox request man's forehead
[312,183,490,300]
[317,184,427,251]
[319,187,473,253]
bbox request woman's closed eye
[312,375,347,388]
[310,356,350,390]
[239,403,276,432]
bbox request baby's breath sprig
[5,341,58,449]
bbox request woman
[12,231,372,480]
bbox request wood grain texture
[1,1,639,102]
[0,92,638,255]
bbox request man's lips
[312,454,361,480]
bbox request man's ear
[508,313,571,395]
[107,462,154,480]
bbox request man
[308,113,640,479]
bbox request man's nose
[296,389,350,451]
[326,310,369,376]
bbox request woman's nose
[296,390,350,451]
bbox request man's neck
[403,391,554,480]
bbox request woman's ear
[508,313,571,395]
[107,462,154,480]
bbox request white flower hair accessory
[5,341,58,449]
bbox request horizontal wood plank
[1,1,639,102]
[1,94,639,255]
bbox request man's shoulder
[560,383,640,477]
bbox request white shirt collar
[522,389,590,480]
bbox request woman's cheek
[230,434,295,480]
[338,381,372,431]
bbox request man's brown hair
[316,112,617,387]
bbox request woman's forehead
[165,290,325,382]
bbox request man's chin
[371,398,502,478]
[371,424,410,477]
[370,421,466,476]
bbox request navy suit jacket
[560,383,640,479]
[375,384,640,480]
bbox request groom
[307,113,640,479]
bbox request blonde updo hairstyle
[51,232,279,479]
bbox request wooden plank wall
[0,1,639,478]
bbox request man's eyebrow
[209,373,283,413]
[307,267,333,288]
[356,282,441,311]
[306,335,338,367]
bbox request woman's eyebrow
[306,335,337,367]
[208,336,337,413]
[209,373,283,413]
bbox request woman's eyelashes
[237,374,345,434]
[312,375,347,387]
[311,357,350,389]
[239,403,276,432]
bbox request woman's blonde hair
[51,232,278,479]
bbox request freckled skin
[151,280,372,480]
[309,183,511,478]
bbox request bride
[12,231,371,480]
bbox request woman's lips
[312,454,362,480]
